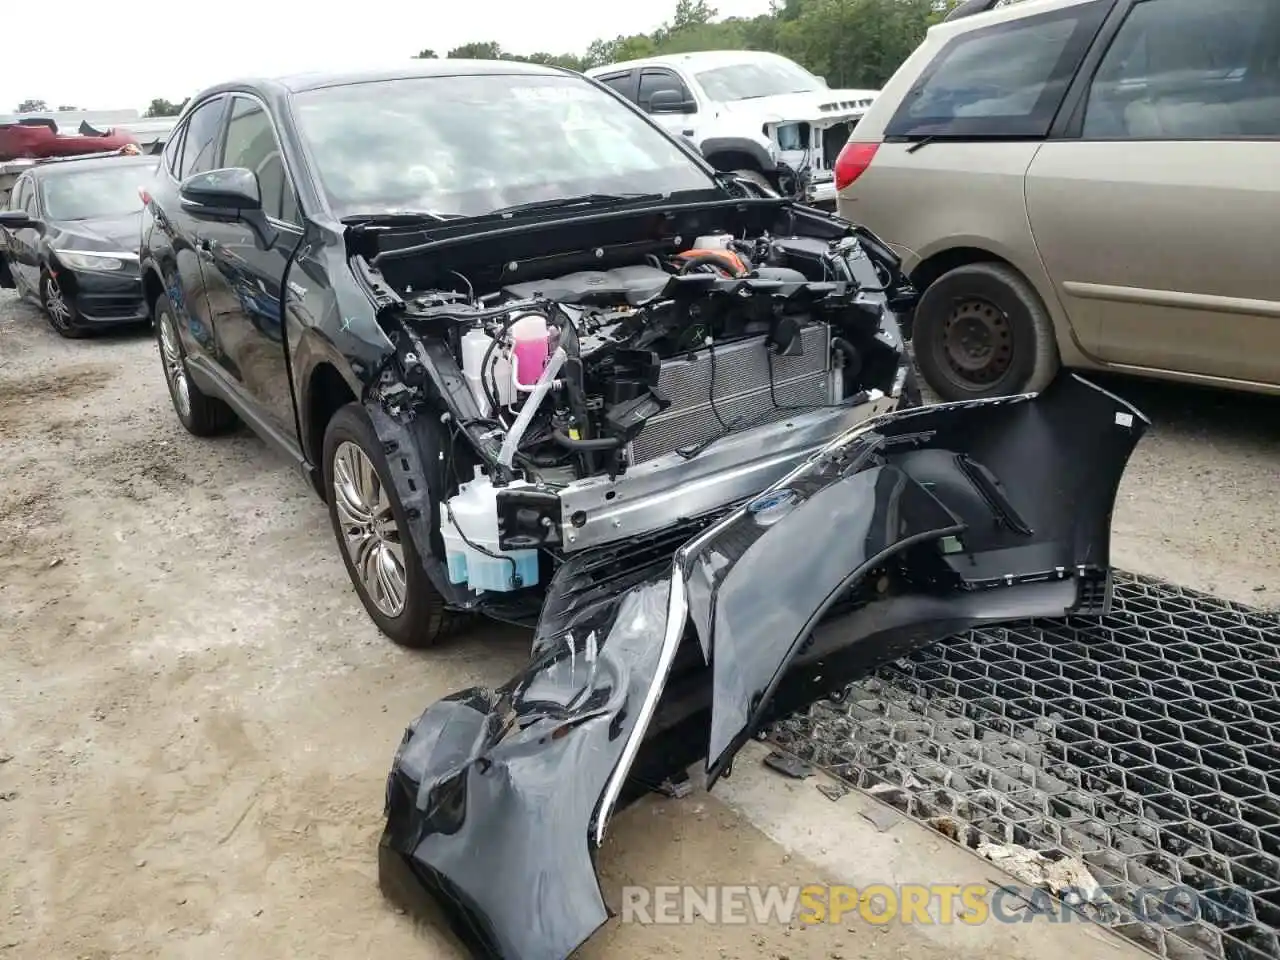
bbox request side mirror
[181,167,262,215]
[649,89,696,114]
[180,168,277,249]
[0,210,37,230]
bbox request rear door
[3,176,38,292]
[1026,0,1280,385]
[844,1,1111,287]
[594,70,637,104]
[164,95,230,356]
[197,94,304,438]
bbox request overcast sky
[3,0,774,114]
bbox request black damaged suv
[136,59,922,647]
[133,61,1149,960]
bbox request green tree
[447,41,505,60]
[15,99,49,114]
[415,48,438,59]
[144,98,188,118]
[415,0,943,87]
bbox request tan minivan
[835,0,1280,402]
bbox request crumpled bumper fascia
[379,372,1149,960]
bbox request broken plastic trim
[380,372,1150,960]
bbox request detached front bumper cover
[379,373,1149,960]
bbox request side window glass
[223,97,298,222]
[22,182,38,214]
[600,73,635,101]
[163,122,187,177]
[1083,0,1277,139]
[885,0,1109,138]
[179,97,227,179]
[9,179,27,211]
[638,70,694,112]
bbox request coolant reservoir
[460,327,513,415]
[439,467,539,594]
[510,313,550,390]
[694,233,733,250]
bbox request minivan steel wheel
[331,440,407,619]
[943,297,1012,384]
[913,261,1060,402]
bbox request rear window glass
[885,1,1109,139]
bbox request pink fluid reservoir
[510,314,550,388]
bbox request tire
[912,261,1060,402]
[731,168,779,197]
[323,403,455,648]
[153,293,238,436]
[41,270,85,339]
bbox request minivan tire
[323,403,455,649]
[913,261,1059,401]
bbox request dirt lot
[1,289,1277,960]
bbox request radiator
[632,324,833,463]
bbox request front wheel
[41,270,85,339]
[912,261,1060,402]
[323,403,455,648]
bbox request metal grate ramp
[770,573,1280,960]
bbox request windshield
[695,58,826,101]
[290,73,720,219]
[41,163,156,221]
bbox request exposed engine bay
[357,201,912,605]
[349,196,1152,960]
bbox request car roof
[932,0,1097,38]
[28,154,158,179]
[193,58,569,103]
[585,49,799,77]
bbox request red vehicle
[0,118,138,162]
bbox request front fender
[699,134,778,172]
[381,372,1149,960]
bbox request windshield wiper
[905,136,937,154]
[341,210,463,226]
[487,192,666,218]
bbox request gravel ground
[1,287,1276,960]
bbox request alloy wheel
[44,275,74,331]
[331,440,407,618]
[159,312,192,421]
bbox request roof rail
[943,0,1006,22]
[32,150,143,166]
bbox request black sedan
[0,153,157,337]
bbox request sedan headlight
[53,250,137,273]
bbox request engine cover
[632,323,833,463]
